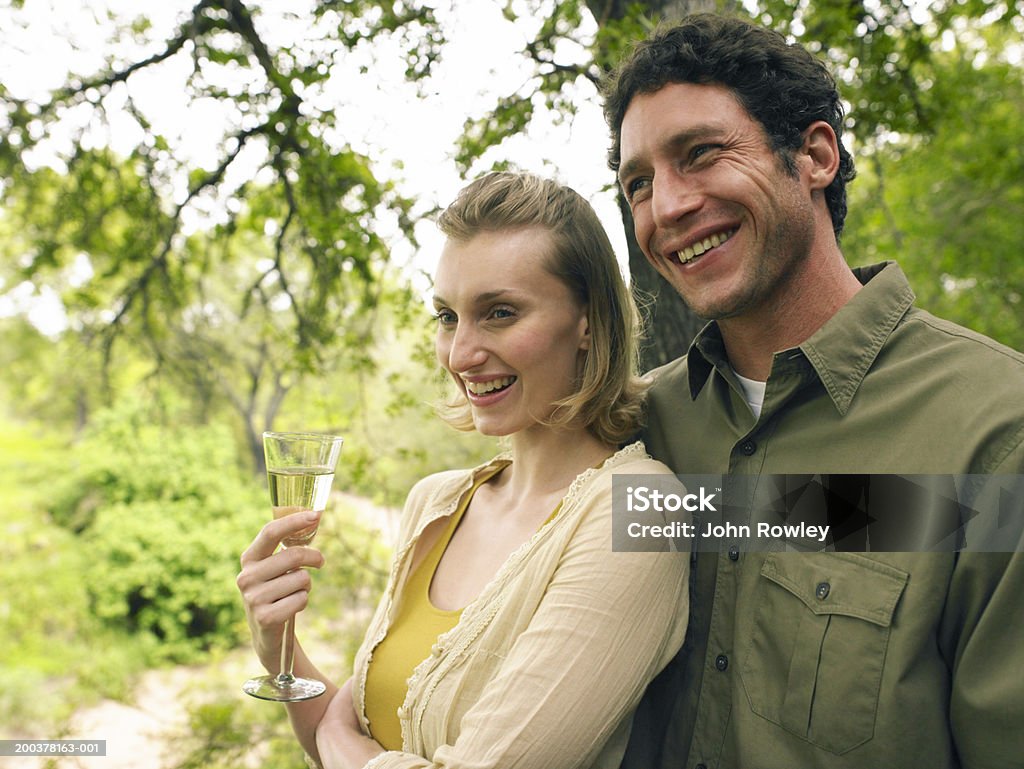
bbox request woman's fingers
[237,548,321,602]
[246,561,313,600]
[240,509,322,564]
[237,510,327,631]
[238,554,322,630]
[247,574,315,628]
[238,543,324,586]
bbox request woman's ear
[800,120,840,192]
[578,310,591,351]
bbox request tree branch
[45,0,219,109]
[524,39,601,87]
[269,149,304,339]
[99,121,266,366]
[223,0,299,108]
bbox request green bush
[0,417,146,730]
[48,397,266,662]
[51,398,261,532]
[84,496,261,661]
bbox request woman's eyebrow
[433,289,520,308]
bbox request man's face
[617,82,818,322]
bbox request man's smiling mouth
[676,229,736,265]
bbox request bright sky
[0,0,627,334]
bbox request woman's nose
[442,322,488,372]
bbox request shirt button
[396,706,408,719]
[715,654,729,671]
[728,545,740,561]
[431,643,443,657]
[816,581,831,600]
[739,439,757,456]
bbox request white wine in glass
[269,467,335,547]
[243,431,343,702]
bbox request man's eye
[691,144,720,161]
[626,177,651,201]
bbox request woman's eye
[489,306,515,321]
[434,309,456,326]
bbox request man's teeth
[677,229,736,265]
[465,376,516,395]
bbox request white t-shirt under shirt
[733,371,767,419]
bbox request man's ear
[800,121,840,192]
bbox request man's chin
[669,286,749,322]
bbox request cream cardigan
[350,442,689,769]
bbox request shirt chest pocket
[738,553,909,755]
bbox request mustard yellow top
[363,466,500,749]
[351,443,688,769]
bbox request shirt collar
[686,262,916,414]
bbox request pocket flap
[760,554,909,627]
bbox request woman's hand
[236,509,325,671]
[316,678,386,769]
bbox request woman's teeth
[465,376,516,395]
[677,229,736,265]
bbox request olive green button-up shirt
[627,262,1024,769]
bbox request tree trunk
[586,0,730,370]
[245,418,266,478]
[619,194,707,371]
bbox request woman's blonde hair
[435,171,648,446]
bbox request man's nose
[651,171,703,229]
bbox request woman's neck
[500,426,616,499]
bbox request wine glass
[243,430,344,702]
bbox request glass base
[243,673,327,702]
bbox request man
[604,13,1024,769]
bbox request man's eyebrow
[618,125,725,184]
[617,155,644,187]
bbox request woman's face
[432,227,590,438]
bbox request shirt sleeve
[361,477,690,769]
[944,437,1024,769]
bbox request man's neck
[720,252,864,381]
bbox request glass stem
[276,617,297,686]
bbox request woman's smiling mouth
[464,376,517,396]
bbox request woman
[237,172,689,769]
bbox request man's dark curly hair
[603,13,856,239]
